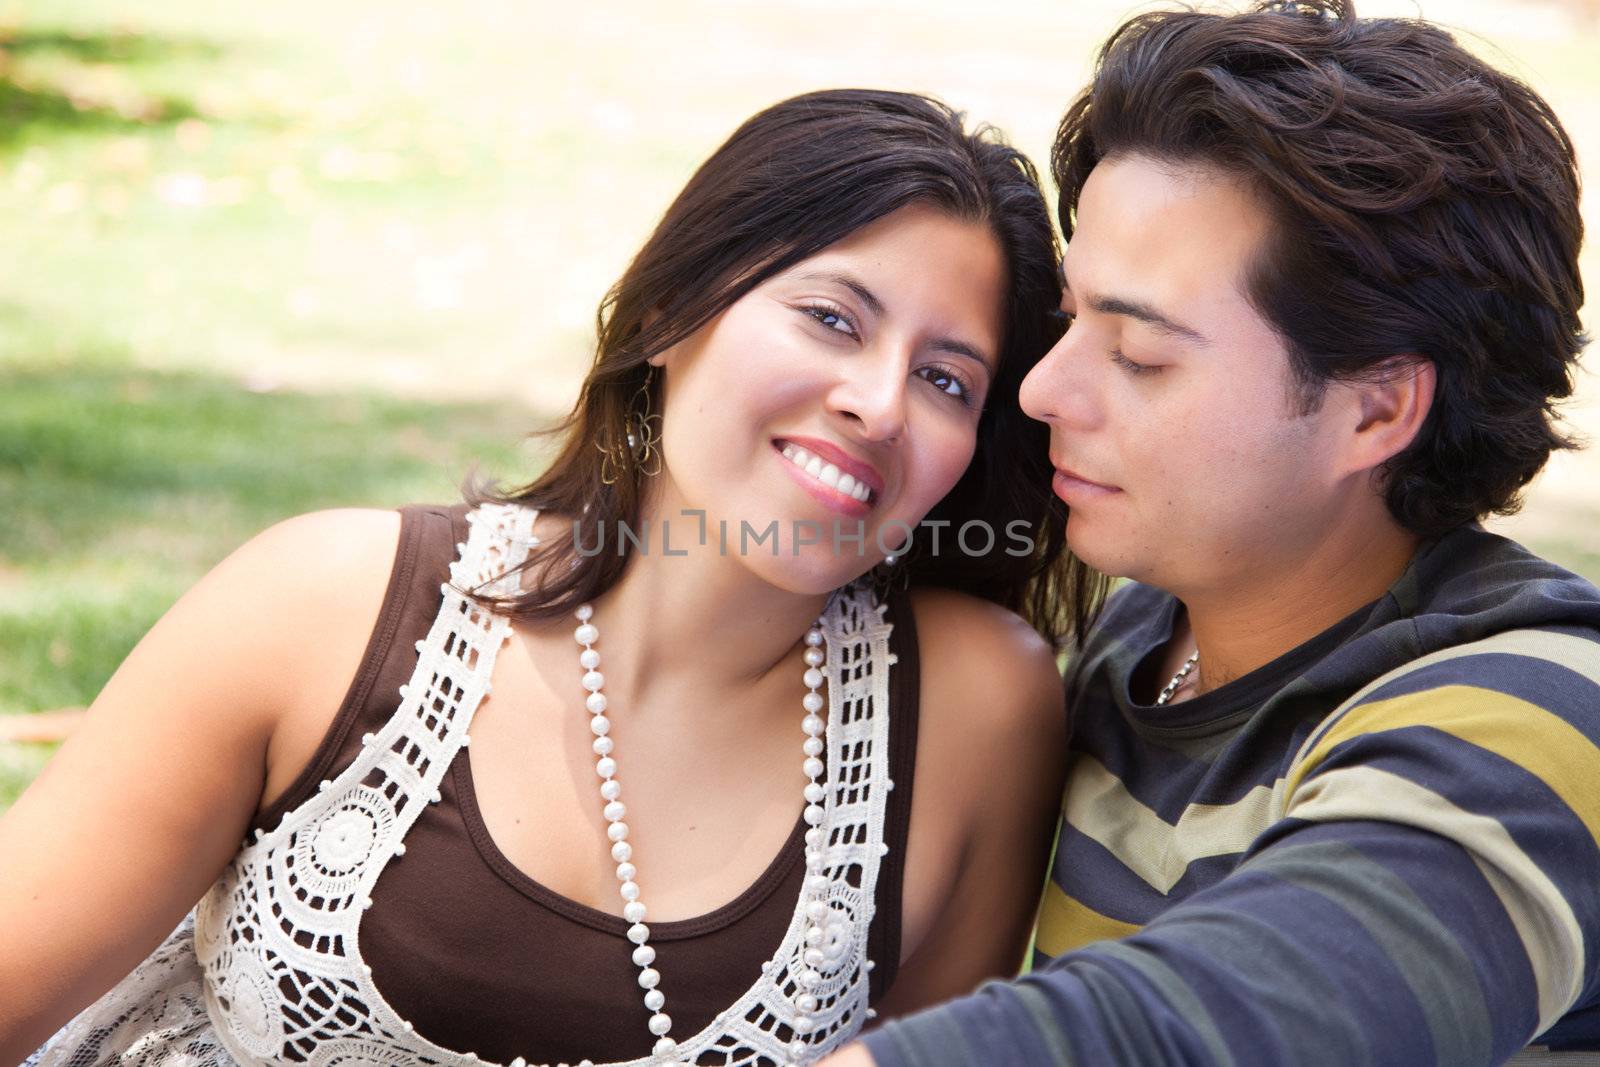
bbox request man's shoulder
[1279,527,1600,716]
[1310,524,1600,752]
[1329,624,1600,748]
[1408,524,1600,640]
[1392,527,1600,715]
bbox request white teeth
[779,443,874,504]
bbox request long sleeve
[862,629,1600,1066]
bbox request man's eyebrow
[1087,293,1212,347]
[796,269,995,373]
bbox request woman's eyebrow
[931,338,996,375]
[794,269,994,373]
[792,270,885,316]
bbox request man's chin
[1063,526,1145,582]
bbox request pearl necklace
[1155,648,1200,706]
[572,603,830,1064]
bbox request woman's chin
[739,553,872,597]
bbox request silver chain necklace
[1155,648,1200,706]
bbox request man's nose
[1020,323,1102,432]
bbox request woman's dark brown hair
[1053,0,1587,537]
[477,88,1106,645]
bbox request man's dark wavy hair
[1053,0,1588,537]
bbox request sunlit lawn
[2,0,1598,810]
[0,364,535,805]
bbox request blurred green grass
[0,364,536,805]
[0,1,564,806]
[0,744,53,809]
[2,0,1598,812]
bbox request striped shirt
[863,525,1600,1065]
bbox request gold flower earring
[597,369,663,485]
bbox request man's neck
[1169,518,1422,698]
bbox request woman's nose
[829,349,908,444]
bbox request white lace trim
[32,503,899,1067]
[24,915,224,1067]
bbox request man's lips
[1051,466,1122,500]
[1054,466,1119,491]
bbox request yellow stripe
[1286,685,1600,846]
[1289,765,1584,1031]
[1293,629,1600,767]
[1066,756,1281,894]
[1034,880,1142,959]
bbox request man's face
[1020,153,1355,596]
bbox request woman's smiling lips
[1051,465,1123,503]
[773,437,884,518]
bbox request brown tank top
[250,503,920,1064]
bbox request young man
[826,1,1600,1063]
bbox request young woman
[1,89,1102,1066]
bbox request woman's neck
[547,500,832,717]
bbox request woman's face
[649,203,1007,593]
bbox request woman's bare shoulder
[117,507,404,716]
[904,586,1065,741]
[227,509,406,805]
[240,508,402,581]
[877,588,1067,997]
[900,585,1065,828]
[197,508,400,682]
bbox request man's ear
[1344,356,1436,474]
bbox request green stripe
[1245,839,1495,1066]
[1009,980,1079,1066]
[1152,903,1372,1063]
[1092,940,1236,1067]
[882,1004,984,1066]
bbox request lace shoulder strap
[28,505,538,1067]
[195,503,537,1064]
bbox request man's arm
[830,632,1600,1066]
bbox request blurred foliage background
[3,0,1598,808]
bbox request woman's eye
[1111,349,1160,375]
[917,365,974,406]
[802,304,857,338]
